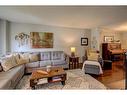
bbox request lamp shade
[71,47,76,53]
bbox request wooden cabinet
[69,56,79,69]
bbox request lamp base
[71,52,75,57]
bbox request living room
[0,6,126,90]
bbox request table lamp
[71,47,76,57]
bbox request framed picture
[30,32,53,48]
[104,36,114,43]
[81,38,88,46]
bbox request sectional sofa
[0,51,69,89]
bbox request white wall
[91,28,101,51]
[10,22,91,61]
[0,19,10,55]
[0,19,2,55]
[120,32,127,49]
[90,28,123,55]
[100,28,122,43]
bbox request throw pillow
[29,53,39,62]
[18,53,30,64]
[87,52,99,61]
[0,55,17,71]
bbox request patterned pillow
[29,53,39,62]
[87,52,99,61]
[18,53,30,64]
[0,55,17,71]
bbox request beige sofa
[0,51,69,89]
[0,65,25,89]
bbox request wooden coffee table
[30,67,67,89]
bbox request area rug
[16,69,107,89]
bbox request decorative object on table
[70,47,76,57]
[81,38,88,46]
[15,32,29,47]
[37,70,48,75]
[46,65,52,72]
[69,56,79,69]
[104,36,114,43]
[30,32,53,48]
[114,40,120,43]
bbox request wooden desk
[69,56,79,69]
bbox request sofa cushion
[0,78,11,89]
[87,52,99,61]
[51,51,65,60]
[0,65,24,89]
[18,53,30,64]
[40,52,51,61]
[25,61,40,68]
[10,65,25,88]
[39,60,51,67]
[52,60,67,66]
[0,55,18,71]
[29,53,39,62]
[0,65,24,79]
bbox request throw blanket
[82,60,103,74]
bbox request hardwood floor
[92,61,125,89]
[70,61,125,89]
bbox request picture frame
[30,32,53,48]
[81,38,88,46]
[104,36,114,43]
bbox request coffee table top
[30,67,66,80]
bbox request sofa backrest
[40,51,66,61]
[51,51,65,60]
[40,52,51,61]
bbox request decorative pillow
[0,55,17,71]
[87,52,99,61]
[18,53,30,64]
[29,53,39,62]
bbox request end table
[69,56,79,69]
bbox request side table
[69,56,79,69]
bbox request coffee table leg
[61,81,65,85]
[31,86,35,89]
[30,79,37,89]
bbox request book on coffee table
[37,78,48,84]
[52,76,62,82]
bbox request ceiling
[0,6,127,31]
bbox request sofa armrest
[82,55,87,63]
[98,56,104,67]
